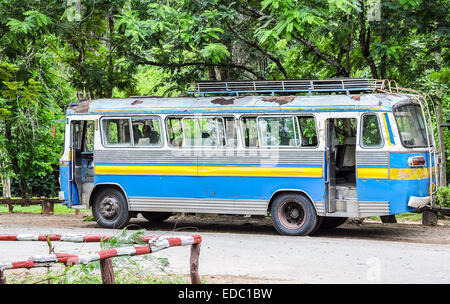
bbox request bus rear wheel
[141,212,173,223]
[270,193,319,236]
[92,188,130,229]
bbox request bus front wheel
[271,193,319,236]
[92,187,131,229]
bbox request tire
[270,193,319,236]
[92,187,131,229]
[319,217,347,230]
[141,212,173,222]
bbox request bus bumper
[408,196,430,209]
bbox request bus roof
[66,92,416,116]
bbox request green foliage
[200,43,230,64]
[0,0,448,198]
[436,187,450,208]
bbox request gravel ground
[1,212,449,284]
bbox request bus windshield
[394,104,428,147]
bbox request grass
[368,212,423,223]
[0,202,89,214]
[6,266,191,284]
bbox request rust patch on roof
[69,100,91,113]
[262,96,295,105]
[351,95,361,101]
[131,99,143,105]
[211,98,235,105]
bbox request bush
[436,186,450,208]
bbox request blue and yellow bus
[58,79,439,235]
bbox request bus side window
[102,118,132,147]
[241,117,258,147]
[82,121,95,152]
[132,117,162,146]
[297,116,318,147]
[167,117,184,147]
[257,116,298,147]
[361,114,383,148]
[182,117,225,147]
[224,117,237,148]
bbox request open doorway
[70,120,95,206]
[326,118,357,213]
[333,118,357,186]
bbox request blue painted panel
[389,152,431,168]
[357,178,429,214]
[94,174,326,202]
[59,163,80,206]
[59,165,69,205]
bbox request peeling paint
[69,100,91,113]
[131,99,143,105]
[351,95,361,101]
[262,96,295,105]
[211,98,235,105]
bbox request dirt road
[1,212,449,283]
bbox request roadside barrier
[0,233,160,243]
[0,234,202,284]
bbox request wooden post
[0,269,6,284]
[42,200,54,215]
[100,258,115,284]
[8,203,13,213]
[42,201,50,214]
[190,243,201,284]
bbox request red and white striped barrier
[0,233,159,243]
[0,234,201,271]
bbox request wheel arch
[267,189,318,215]
[89,183,130,209]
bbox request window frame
[181,116,226,148]
[100,116,164,148]
[392,103,429,148]
[165,115,233,149]
[130,116,164,148]
[359,113,385,149]
[239,114,320,149]
[295,115,320,148]
[256,115,300,148]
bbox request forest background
[0,0,448,200]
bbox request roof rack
[188,78,385,96]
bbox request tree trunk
[358,0,379,79]
[4,121,30,199]
[0,174,11,198]
[208,66,217,80]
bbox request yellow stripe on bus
[383,114,392,146]
[95,165,323,178]
[198,166,323,177]
[357,168,389,179]
[390,168,432,180]
[357,167,433,180]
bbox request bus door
[325,119,336,213]
[325,117,358,214]
[68,119,95,207]
[355,113,390,216]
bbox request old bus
[58,79,439,236]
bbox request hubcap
[278,200,306,229]
[99,195,120,219]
